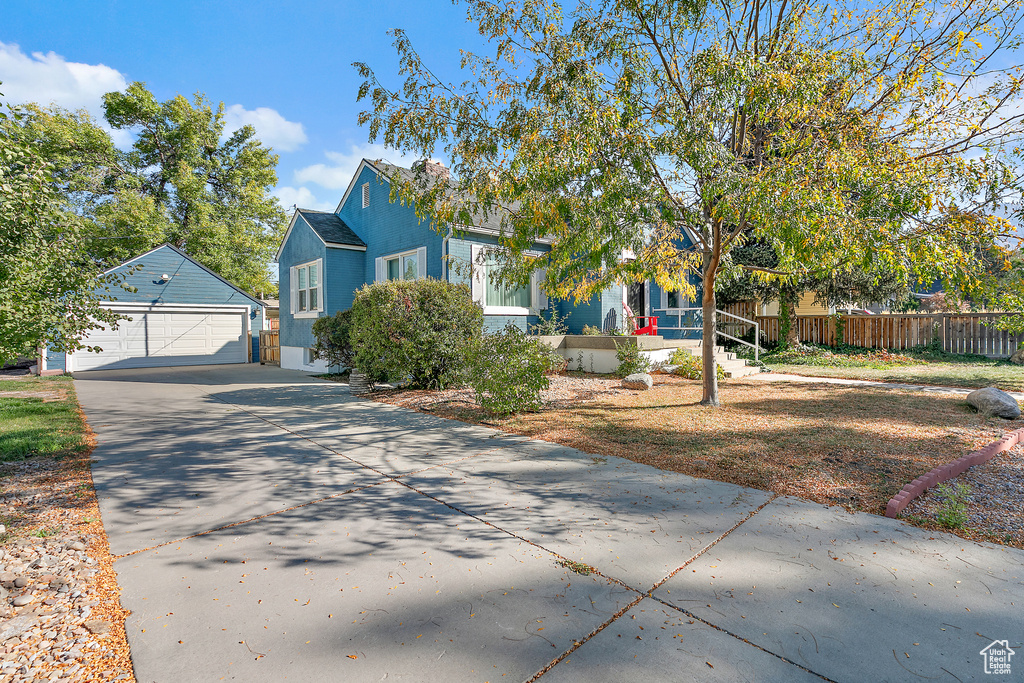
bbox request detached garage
[50,244,267,373]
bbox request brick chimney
[417,160,450,182]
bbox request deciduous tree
[9,82,287,294]
[356,0,1023,405]
[0,103,126,365]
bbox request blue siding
[46,344,66,371]
[651,275,704,339]
[325,247,367,315]
[101,245,265,355]
[338,165,445,284]
[278,216,329,349]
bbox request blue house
[48,244,268,373]
[275,159,704,372]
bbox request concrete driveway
[75,365,1023,682]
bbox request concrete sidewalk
[749,371,1024,400]
[75,365,1024,682]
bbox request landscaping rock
[83,620,110,635]
[967,387,1021,420]
[1010,347,1024,365]
[11,595,32,607]
[621,373,654,390]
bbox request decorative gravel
[903,443,1024,548]
[0,452,134,681]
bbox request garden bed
[902,442,1024,547]
[0,376,134,681]
[367,374,1021,547]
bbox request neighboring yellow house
[758,292,833,316]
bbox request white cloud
[272,186,334,213]
[0,41,127,115]
[223,104,307,153]
[294,143,425,190]
[0,41,135,148]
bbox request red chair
[632,316,658,336]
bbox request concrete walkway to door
[75,365,1024,682]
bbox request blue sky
[0,0,489,212]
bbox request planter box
[532,335,674,373]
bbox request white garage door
[72,309,248,371]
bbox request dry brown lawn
[371,375,1014,518]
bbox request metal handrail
[652,307,760,362]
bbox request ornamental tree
[356,0,1023,405]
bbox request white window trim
[470,244,546,316]
[361,183,370,208]
[290,258,324,319]
[376,247,426,282]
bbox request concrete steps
[666,340,760,378]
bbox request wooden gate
[259,330,280,365]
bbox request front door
[627,282,646,316]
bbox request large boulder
[621,373,654,390]
[966,387,1021,420]
[1009,347,1024,366]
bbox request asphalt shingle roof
[295,209,366,248]
[366,159,517,235]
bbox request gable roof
[104,243,264,308]
[335,158,546,242]
[274,208,368,262]
[295,209,366,248]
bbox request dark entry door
[627,282,646,315]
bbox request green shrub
[311,309,355,368]
[934,482,971,529]
[466,324,554,414]
[581,324,602,335]
[668,350,725,380]
[614,342,650,377]
[349,278,483,388]
[530,309,571,335]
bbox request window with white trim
[290,259,323,317]
[376,248,424,282]
[485,251,530,309]
[470,245,547,315]
[361,183,370,208]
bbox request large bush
[311,309,355,369]
[350,278,483,388]
[466,324,556,414]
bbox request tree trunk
[700,255,720,407]
[779,289,800,347]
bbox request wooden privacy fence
[259,329,280,365]
[743,313,1022,358]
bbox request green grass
[0,377,87,462]
[760,344,1024,391]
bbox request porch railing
[655,307,760,362]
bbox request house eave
[325,242,367,251]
